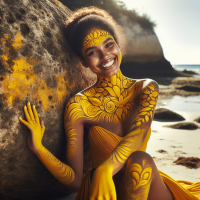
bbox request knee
[125,151,154,169]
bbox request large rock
[154,108,185,121]
[0,1,96,199]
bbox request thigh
[147,166,173,200]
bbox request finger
[32,105,40,124]
[27,102,35,122]
[19,117,32,130]
[104,194,110,200]
[110,192,117,200]
[41,120,45,137]
[41,120,44,128]
[24,106,32,123]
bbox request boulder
[177,86,200,92]
[0,1,96,199]
[154,108,185,121]
[182,69,199,75]
[165,122,199,130]
[194,117,200,123]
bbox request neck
[95,69,125,89]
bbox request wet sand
[147,95,200,182]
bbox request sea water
[173,65,200,77]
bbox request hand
[90,165,116,200]
[19,102,45,154]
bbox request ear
[78,57,89,68]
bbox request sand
[147,95,200,182]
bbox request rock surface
[177,86,200,92]
[158,77,200,97]
[182,69,199,75]
[165,122,199,130]
[115,15,186,78]
[173,157,200,169]
[194,117,200,123]
[0,1,95,199]
[154,108,185,121]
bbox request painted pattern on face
[64,69,136,159]
[81,28,114,56]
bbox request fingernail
[24,106,27,109]
[28,102,30,105]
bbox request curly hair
[64,6,127,59]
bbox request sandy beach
[55,77,200,200]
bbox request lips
[100,58,116,69]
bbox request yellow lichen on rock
[0,33,70,111]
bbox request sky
[121,0,200,65]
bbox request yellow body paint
[119,160,152,200]
[38,147,75,185]
[81,28,114,55]
[130,160,152,191]
[19,102,75,185]
[102,82,158,168]
[64,69,136,159]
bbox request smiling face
[80,28,121,78]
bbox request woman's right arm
[19,100,85,191]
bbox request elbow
[65,177,82,192]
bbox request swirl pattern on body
[64,70,136,159]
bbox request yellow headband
[82,28,114,55]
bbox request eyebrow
[85,38,113,54]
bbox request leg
[117,151,173,200]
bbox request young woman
[19,6,200,200]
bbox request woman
[19,6,200,200]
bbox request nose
[100,50,110,60]
[100,50,109,60]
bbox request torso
[70,75,145,137]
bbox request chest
[78,89,139,137]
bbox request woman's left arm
[90,80,159,200]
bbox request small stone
[165,122,199,130]
[194,117,200,123]
[157,149,168,154]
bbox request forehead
[82,28,114,54]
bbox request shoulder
[134,78,159,93]
[64,93,87,121]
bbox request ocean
[173,65,200,77]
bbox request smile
[101,59,115,68]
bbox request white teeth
[102,59,114,68]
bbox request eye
[105,42,114,48]
[87,50,97,56]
